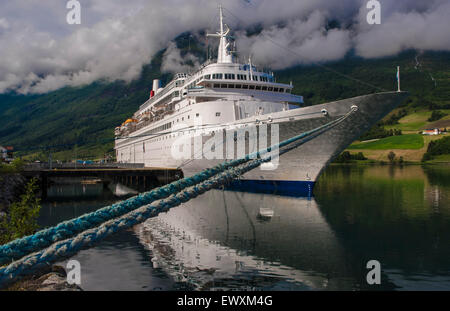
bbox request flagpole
[397,66,401,92]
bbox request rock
[4,265,82,291]
[37,273,81,291]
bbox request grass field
[348,134,424,150]
[345,134,445,162]
[429,154,450,163]
[385,109,450,131]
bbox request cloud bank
[0,0,449,94]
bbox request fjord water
[38,165,450,290]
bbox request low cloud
[161,42,201,74]
[354,0,450,58]
[235,11,352,69]
[0,0,449,94]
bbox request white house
[422,128,441,136]
[0,145,14,163]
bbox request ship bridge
[119,4,303,137]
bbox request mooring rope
[0,107,356,287]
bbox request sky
[0,0,449,94]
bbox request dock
[22,163,183,198]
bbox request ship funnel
[150,79,161,98]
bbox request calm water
[38,165,450,291]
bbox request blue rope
[0,109,354,286]
[0,156,273,286]
[0,160,246,265]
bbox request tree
[0,178,41,244]
[428,110,447,122]
[356,152,367,160]
[335,151,352,163]
[388,151,396,163]
[422,152,432,162]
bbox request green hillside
[348,134,424,150]
[0,42,449,161]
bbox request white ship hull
[115,92,408,195]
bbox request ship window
[262,86,267,91]
[252,76,258,81]
[249,85,255,90]
[225,73,235,80]
[212,73,223,79]
[235,84,242,89]
[196,113,200,117]
[221,84,228,88]
[256,86,261,90]
[279,88,284,92]
[204,74,211,79]
[242,85,249,89]
[214,84,220,88]
[216,112,221,117]
[188,115,190,119]
[228,84,235,88]
[268,87,273,91]
[182,117,184,121]
[273,88,279,92]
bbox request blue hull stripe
[224,179,315,197]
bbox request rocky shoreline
[3,265,82,291]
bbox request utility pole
[74,145,77,169]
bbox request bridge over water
[22,163,183,198]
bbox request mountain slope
[0,48,449,161]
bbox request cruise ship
[115,6,408,196]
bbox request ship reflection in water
[137,191,351,290]
[39,165,450,290]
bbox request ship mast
[207,5,234,64]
